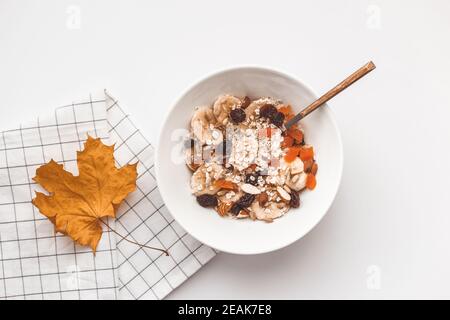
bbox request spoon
[284,61,376,130]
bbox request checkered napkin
[0,92,216,300]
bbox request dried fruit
[281,136,294,149]
[284,147,301,163]
[229,203,242,216]
[236,193,256,208]
[230,107,246,124]
[287,128,304,144]
[289,191,300,208]
[229,192,257,215]
[241,96,251,109]
[311,162,318,175]
[197,194,218,207]
[299,146,314,161]
[306,173,316,190]
[259,104,278,119]
[214,179,238,190]
[32,136,137,252]
[303,159,314,173]
[270,112,285,128]
[278,105,293,116]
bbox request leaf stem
[100,219,169,256]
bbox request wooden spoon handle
[284,61,376,130]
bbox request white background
[1,0,449,299]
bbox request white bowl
[155,67,343,255]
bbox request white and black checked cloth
[0,92,216,299]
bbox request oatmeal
[185,94,318,222]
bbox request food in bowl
[185,94,318,222]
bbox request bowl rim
[155,65,344,255]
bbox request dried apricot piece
[281,136,294,149]
[311,162,318,175]
[278,105,293,116]
[306,173,316,190]
[303,159,314,173]
[287,128,304,144]
[299,146,314,161]
[284,147,301,163]
[214,179,238,190]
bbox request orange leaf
[32,136,137,253]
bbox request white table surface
[1,0,450,299]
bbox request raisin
[241,96,251,109]
[259,104,277,119]
[196,194,218,208]
[229,203,242,215]
[237,193,255,208]
[270,112,285,128]
[230,108,246,124]
[289,191,300,208]
[245,172,260,186]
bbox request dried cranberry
[245,173,260,186]
[230,108,246,124]
[289,191,300,208]
[270,112,285,128]
[241,96,251,109]
[259,104,277,119]
[237,193,255,208]
[196,194,218,208]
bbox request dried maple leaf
[32,136,137,253]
